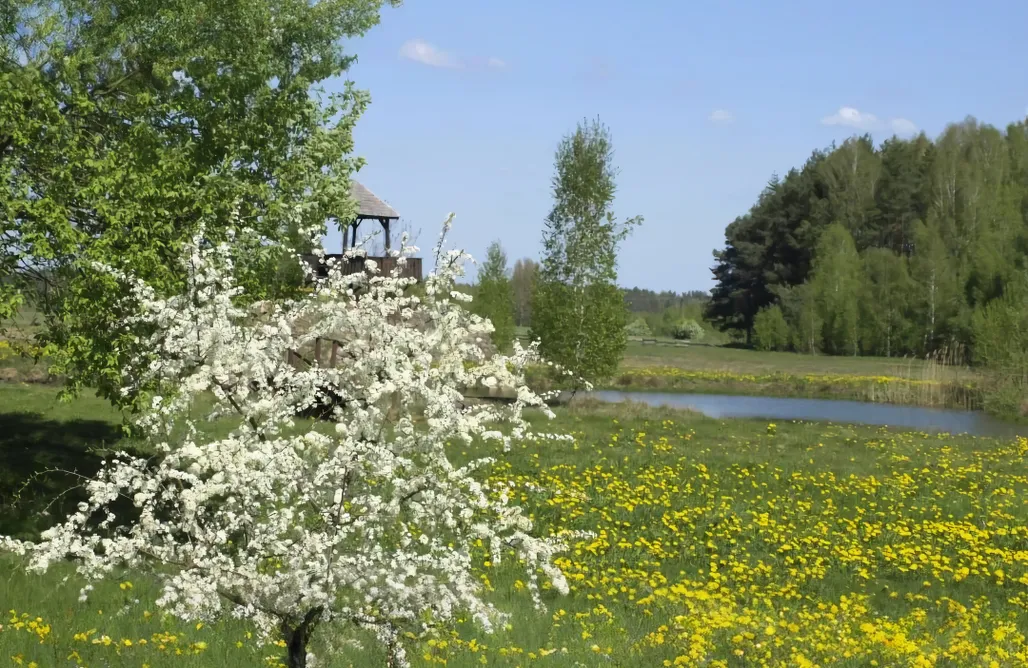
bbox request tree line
[707,118,1028,368]
[622,288,710,340]
[623,287,709,313]
[473,266,712,343]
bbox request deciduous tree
[2,219,573,668]
[530,118,641,385]
[807,224,861,355]
[860,248,912,357]
[0,0,397,404]
[752,305,790,351]
[511,258,538,327]
[910,217,959,353]
[473,241,515,351]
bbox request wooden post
[350,221,358,249]
[382,218,391,251]
[329,341,338,368]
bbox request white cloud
[821,106,879,130]
[821,106,917,136]
[399,39,462,69]
[890,118,918,135]
[399,39,507,72]
[709,109,734,124]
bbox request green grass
[516,331,985,409]
[1,306,57,383]
[3,385,1028,666]
[620,341,969,381]
[603,343,997,412]
[0,385,130,541]
[3,304,42,331]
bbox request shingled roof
[351,181,400,220]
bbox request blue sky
[324,0,1028,292]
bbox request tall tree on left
[0,0,398,407]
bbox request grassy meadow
[3,384,1028,666]
[522,333,987,411]
[623,342,993,411]
[620,341,963,378]
[512,325,991,411]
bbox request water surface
[592,390,1023,439]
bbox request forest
[706,116,1028,372]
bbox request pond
[591,390,1024,439]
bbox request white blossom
[1,216,577,667]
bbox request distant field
[514,326,984,409]
[621,341,974,382]
[516,326,960,382]
[2,305,42,338]
[1,306,43,355]
[0,307,53,382]
[1,320,985,408]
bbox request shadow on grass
[0,412,143,541]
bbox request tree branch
[218,587,288,620]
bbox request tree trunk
[387,639,403,668]
[282,607,323,668]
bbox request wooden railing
[304,254,423,282]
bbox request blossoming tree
[2,218,572,667]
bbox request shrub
[753,305,790,351]
[625,318,652,337]
[672,319,705,341]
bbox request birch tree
[530,118,641,385]
[511,258,538,327]
[860,248,912,357]
[808,223,861,355]
[911,218,958,354]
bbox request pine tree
[530,118,641,385]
